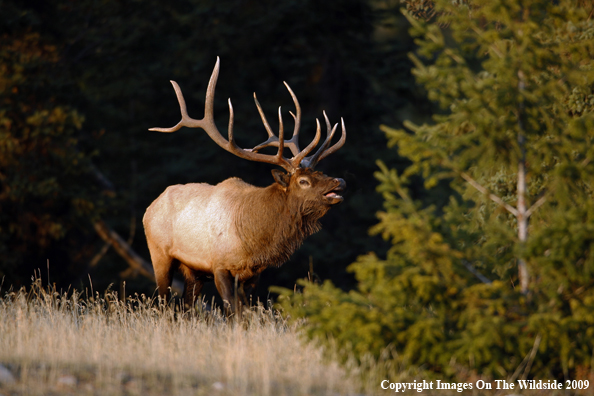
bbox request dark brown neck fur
[233,183,329,275]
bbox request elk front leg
[238,274,260,308]
[213,268,235,314]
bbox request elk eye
[298,178,311,187]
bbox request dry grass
[0,281,363,396]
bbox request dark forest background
[0,0,424,300]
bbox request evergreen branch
[443,48,465,64]
[459,172,519,216]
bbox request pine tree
[275,0,594,380]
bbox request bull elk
[143,58,346,312]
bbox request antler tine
[282,82,302,157]
[251,83,302,157]
[252,93,277,144]
[316,117,346,163]
[149,80,198,133]
[276,107,285,162]
[149,57,294,173]
[300,112,346,169]
[321,111,338,153]
[292,118,322,169]
[149,57,223,135]
[227,98,236,144]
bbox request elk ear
[271,169,290,188]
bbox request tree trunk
[517,156,529,294]
[517,70,529,294]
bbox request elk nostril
[335,178,346,190]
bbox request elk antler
[251,82,346,169]
[150,57,346,172]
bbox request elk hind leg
[179,264,204,309]
[213,268,234,315]
[238,274,260,309]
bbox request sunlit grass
[0,280,361,396]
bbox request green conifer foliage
[275,0,594,380]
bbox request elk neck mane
[231,179,326,272]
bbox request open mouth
[324,179,346,202]
[324,191,343,200]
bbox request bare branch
[509,333,542,383]
[462,260,492,284]
[525,193,548,218]
[459,172,519,216]
[521,333,542,381]
[89,242,110,268]
[93,220,183,293]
